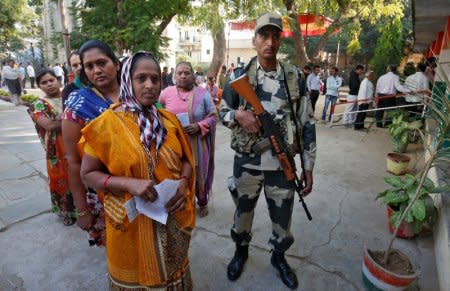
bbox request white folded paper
[133,179,181,225]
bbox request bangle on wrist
[103,175,112,192]
[77,210,89,217]
[181,175,188,181]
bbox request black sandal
[63,217,76,226]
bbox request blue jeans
[322,95,338,121]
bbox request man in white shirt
[307,65,321,112]
[321,66,342,122]
[1,59,22,105]
[26,63,36,88]
[354,71,375,130]
[375,65,410,127]
[54,63,63,86]
[343,64,364,127]
[404,62,429,116]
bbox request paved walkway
[0,95,439,290]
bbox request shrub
[21,94,39,103]
[0,89,10,97]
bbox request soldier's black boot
[227,245,248,281]
[271,251,299,289]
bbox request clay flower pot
[362,246,417,290]
[386,206,415,239]
[386,153,410,176]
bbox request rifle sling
[280,64,304,166]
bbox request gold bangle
[77,210,89,217]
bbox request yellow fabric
[80,104,196,287]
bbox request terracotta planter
[386,153,410,176]
[362,247,417,290]
[387,206,415,239]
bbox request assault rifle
[230,74,312,220]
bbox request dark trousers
[309,90,320,112]
[5,78,21,95]
[354,103,369,129]
[30,77,35,88]
[375,94,396,128]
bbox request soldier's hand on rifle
[300,170,313,196]
[234,109,260,134]
[184,123,200,135]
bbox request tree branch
[157,13,176,35]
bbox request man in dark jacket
[343,65,364,127]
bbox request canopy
[229,14,335,37]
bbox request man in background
[218,65,227,89]
[18,63,26,93]
[54,63,63,87]
[375,65,409,128]
[195,66,206,87]
[307,65,322,112]
[354,71,375,130]
[162,66,169,89]
[2,59,22,105]
[404,62,429,117]
[27,63,36,88]
[322,66,342,123]
[343,65,364,127]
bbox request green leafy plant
[376,174,441,233]
[380,59,449,266]
[0,89,11,97]
[388,113,422,152]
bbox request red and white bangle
[103,175,112,192]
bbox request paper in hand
[134,179,181,225]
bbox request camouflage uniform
[220,57,316,252]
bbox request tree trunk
[58,0,71,64]
[208,20,226,80]
[115,0,125,55]
[310,15,354,62]
[283,0,309,67]
[290,12,310,67]
[157,13,176,35]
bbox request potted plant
[376,174,438,238]
[362,62,449,290]
[386,153,410,176]
[388,114,422,153]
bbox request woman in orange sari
[80,52,195,290]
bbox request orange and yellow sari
[81,105,196,290]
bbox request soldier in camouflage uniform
[219,13,316,289]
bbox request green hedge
[0,89,10,97]
[21,94,39,103]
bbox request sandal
[199,206,209,218]
[63,217,76,226]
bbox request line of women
[29,39,217,290]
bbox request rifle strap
[280,63,305,175]
[244,57,300,105]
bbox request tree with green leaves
[370,18,404,78]
[71,0,190,56]
[180,0,272,79]
[276,0,406,66]
[0,0,39,57]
